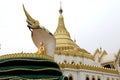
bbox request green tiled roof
[0,57,68,80]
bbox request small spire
[59,1,63,14]
[99,43,102,52]
[74,37,76,43]
[100,47,102,51]
[74,39,76,43]
[118,49,120,54]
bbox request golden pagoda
[54,4,93,60]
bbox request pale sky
[0,0,120,55]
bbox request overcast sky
[0,0,120,55]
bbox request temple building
[54,4,120,80]
[0,3,120,80]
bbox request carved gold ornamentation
[0,53,53,61]
[58,63,119,74]
[23,4,39,28]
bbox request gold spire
[59,1,63,14]
[54,2,76,50]
[54,2,70,38]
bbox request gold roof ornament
[58,63,119,74]
[0,53,53,61]
[23,5,56,57]
[23,4,39,29]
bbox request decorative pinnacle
[59,1,63,14]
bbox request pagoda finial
[54,1,70,38]
[59,1,63,14]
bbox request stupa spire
[54,2,70,38]
[59,1,63,14]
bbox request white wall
[62,69,120,80]
[54,54,95,65]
